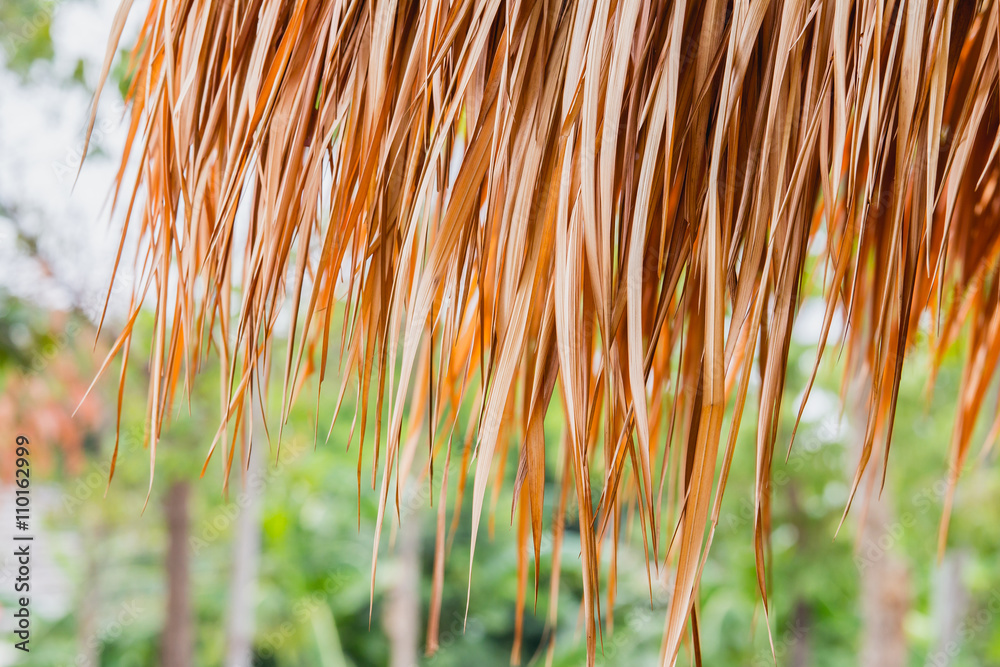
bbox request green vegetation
[0,297,996,666]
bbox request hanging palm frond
[87,0,1000,663]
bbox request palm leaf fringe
[88,0,1000,664]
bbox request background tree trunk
[77,520,103,666]
[162,480,192,667]
[385,518,420,667]
[224,417,265,667]
[790,599,812,667]
[928,550,969,666]
[858,495,910,667]
[849,394,910,666]
[787,485,812,667]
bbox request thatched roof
[88,0,1000,663]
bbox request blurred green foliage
[0,295,55,371]
[0,0,54,76]
[0,290,997,666]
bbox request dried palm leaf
[88,0,1000,663]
